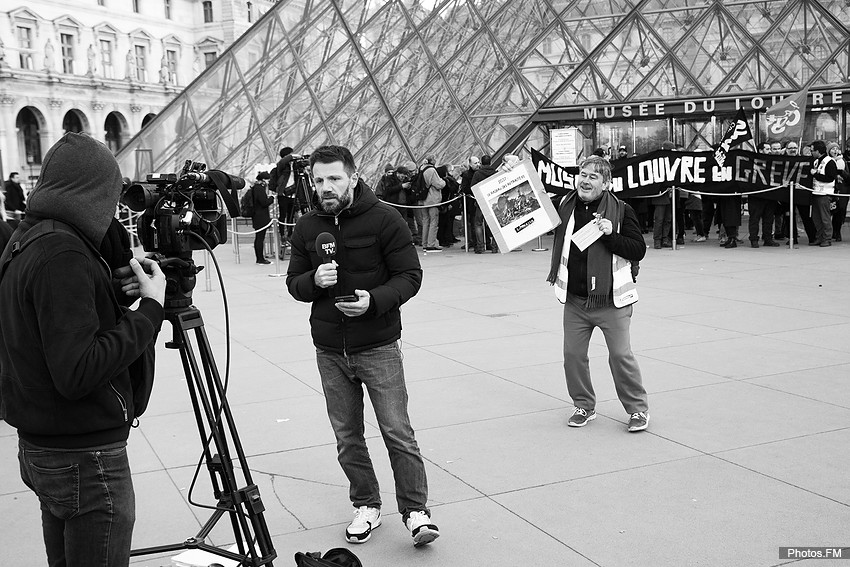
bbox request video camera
[122,160,243,256]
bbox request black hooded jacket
[0,133,164,448]
[286,180,422,354]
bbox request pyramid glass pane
[117,0,850,185]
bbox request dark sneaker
[627,412,650,432]
[749,241,759,248]
[424,246,442,252]
[406,510,439,547]
[568,407,596,427]
[763,240,781,247]
[346,506,381,544]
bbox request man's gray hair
[580,155,612,186]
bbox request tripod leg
[134,307,277,566]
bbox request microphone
[315,232,336,263]
[315,232,338,298]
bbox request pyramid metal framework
[115,0,850,182]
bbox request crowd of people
[610,139,849,249]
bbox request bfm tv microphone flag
[764,88,809,143]
[714,108,753,167]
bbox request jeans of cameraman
[316,342,429,522]
[18,438,135,567]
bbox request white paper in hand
[572,219,603,252]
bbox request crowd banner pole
[671,188,678,251]
[462,197,469,253]
[231,217,239,258]
[233,218,242,264]
[269,219,285,278]
[532,235,548,252]
[789,182,795,251]
[203,250,213,292]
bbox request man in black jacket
[0,133,166,566]
[286,145,439,548]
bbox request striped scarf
[547,191,628,308]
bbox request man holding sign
[546,156,650,433]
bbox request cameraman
[0,133,166,567]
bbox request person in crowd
[375,163,404,208]
[747,141,781,247]
[830,142,848,242]
[460,155,481,250]
[613,145,649,233]
[436,164,460,247]
[3,171,26,221]
[470,155,500,253]
[546,155,649,432]
[651,141,674,249]
[781,141,816,245]
[416,156,445,252]
[399,160,421,245]
[684,185,705,242]
[810,140,836,247]
[285,145,439,548]
[250,171,276,264]
[672,145,688,245]
[0,191,13,251]
[270,147,296,253]
[0,132,166,566]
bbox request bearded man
[285,145,439,548]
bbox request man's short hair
[280,147,293,158]
[10,172,19,178]
[468,155,480,165]
[660,141,675,150]
[580,155,612,186]
[310,145,356,175]
[481,155,492,166]
[811,140,827,154]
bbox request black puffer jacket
[0,133,163,448]
[286,181,422,354]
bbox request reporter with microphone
[286,145,439,548]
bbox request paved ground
[2,230,849,567]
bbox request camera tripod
[131,257,277,566]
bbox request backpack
[240,188,254,218]
[294,548,362,567]
[407,165,434,204]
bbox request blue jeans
[18,438,135,567]
[316,342,429,522]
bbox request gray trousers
[563,296,648,414]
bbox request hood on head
[26,133,124,246]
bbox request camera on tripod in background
[121,159,244,310]
[290,153,317,214]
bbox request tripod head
[148,252,203,318]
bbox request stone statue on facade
[125,50,135,80]
[44,39,55,72]
[87,45,97,77]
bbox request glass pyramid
[115,0,850,183]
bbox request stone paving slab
[1,233,848,567]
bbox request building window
[164,0,171,19]
[17,26,34,70]
[98,0,105,6]
[17,107,43,164]
[204,51,217,68]
[134,45,147,82]
[61,33,75,74]
[100,40,113,78]
[203,1,214,23]
[132,0,140,13]
[166,49,178,84]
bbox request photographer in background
[0,132,166,567]
[250,171,276,264]
[270,147,297,252]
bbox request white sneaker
[405,510,440,547]
[345,506,381,543]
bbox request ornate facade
[0,0,273,185]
